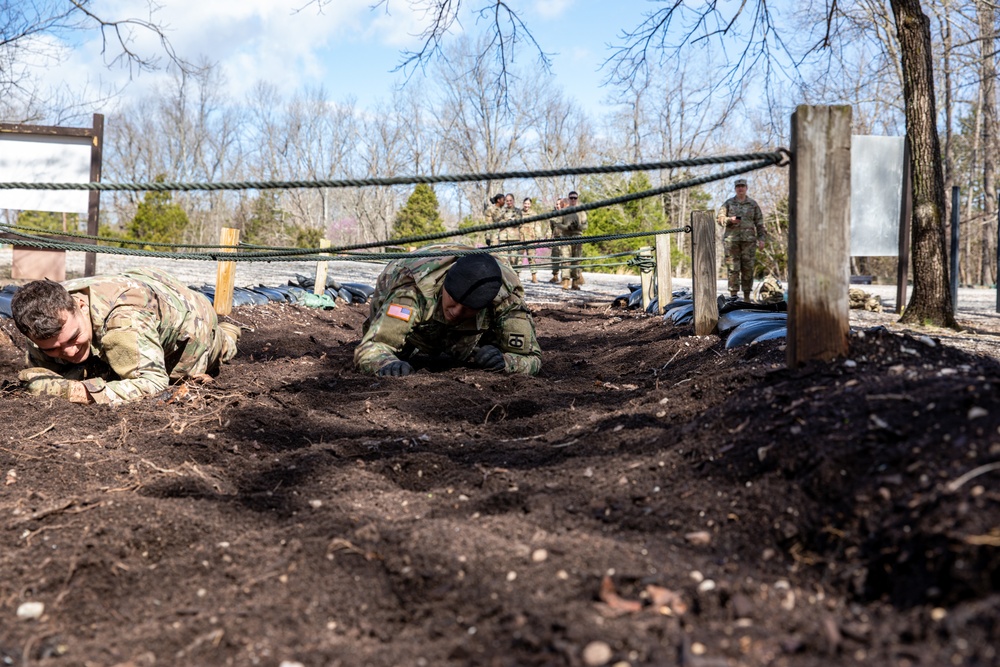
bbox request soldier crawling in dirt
[354,245,541,377]
[10,267,241,404]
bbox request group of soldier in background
[484,190,587,290]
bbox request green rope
[0,150,788,192]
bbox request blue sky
[42,0,659,118]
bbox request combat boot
[571,279,583,290]
[561,279,571,290]
[549,275,560,284]
[575,275,585,286]
[218,322,242,362]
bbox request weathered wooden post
[691,211,718,335]
[314,238,332,296]
[655,234,672,314]
[638,246,654,311]
[788,105,852,365]
[214,227,240,316]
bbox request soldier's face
[505,196,514,207]
[32,301,92,364]
[441,288,480,324]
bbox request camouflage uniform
[354,245,542,376]
[484,203,505,246]
[24,267,239,404]
[716,195,765,296]
[556,210,588,282]
[518,208,542,276]
[548,207,566,281]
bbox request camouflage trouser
[561,234,584,281]
[724,237,757,295]
[170,292,240,378]
[550,227,566,277]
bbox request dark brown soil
[0,300,998,667]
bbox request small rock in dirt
[583,467,594,478]
[967,406,989,419]
[931,607,947,621]
[308,499,323,509]
[690,642,707,655]
[917,335,937,347]
[697,579,716,593]
[582,641,613,666]
[279,662,305,667]
[506,571,517,582]
[531,549,549,563]
[843,359,857,369]
[685,531,711,546]
[689,570,704,583]
[16,601,44,620]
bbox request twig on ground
[25,424,55,440]
[946,461,1000,493]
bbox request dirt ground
[0,293,998,667]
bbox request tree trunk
[979,1,998,288]
[890,0,957,327]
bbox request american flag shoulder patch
[386,303,413,322]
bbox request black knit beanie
[443,254,503,310]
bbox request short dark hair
[523,198,531,204]
[10,279,76,339]
[492,193,504,204]
[568,191,579,197]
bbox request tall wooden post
[639,246,654,311]
[214,227,241,316]
[655,234,672,314]
[314,238,332,296]
[85,113,104,277]
[691,211,718,335]
[788,105,852,365]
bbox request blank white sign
[850,135,905,257]
[0,134,93,214]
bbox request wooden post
[314,238,332,296]
[214,227,240,316]
[655,234,672,314]
[639,246,654,311]
[691,211,718,335]
[85,113,103,277]
[788,105,852,365]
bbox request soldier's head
[568,191,579,205]
[492,193,504,206]
[441,254,503,324]
[504,193,515,208]
[522,198,532,212]
[11,279,94,363]
[734,178,748,193]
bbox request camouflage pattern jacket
[26,267,231,404]
[484,204,506,245]
[554,209,587,237]
[716,196,765,243]
[496,206,522,244]
[355,245,542,376]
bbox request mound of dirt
[0,300,998,667]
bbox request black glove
[378,360,414,377]
[472,345,506,371]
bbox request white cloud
[532,0,576,20]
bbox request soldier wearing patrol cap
[10,267,240,404]
[716,177,766,300]
[354,244,541,377]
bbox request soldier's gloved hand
[472,345,506,371]
[18,368,82,401]
[378,360,414,377]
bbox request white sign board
[0,134,93,214]
[850,135,905,256]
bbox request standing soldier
[716,177,766,301]
[558,190,588,290]
[354,245,541,377]
[518,197,541,283]
[10,267,241,404]
[548,197,568,283]
[483,193,505,246]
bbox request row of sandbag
[187,275,374,309]
[612,284,690,315]
[660,293,788,348]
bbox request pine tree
[127,176,189,246]
[392,184,445,246]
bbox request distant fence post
[788,105,852,365]
[691,211,718,335]
[214,227,240,316]
[655,234,672,314]
[314,238,332,296]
